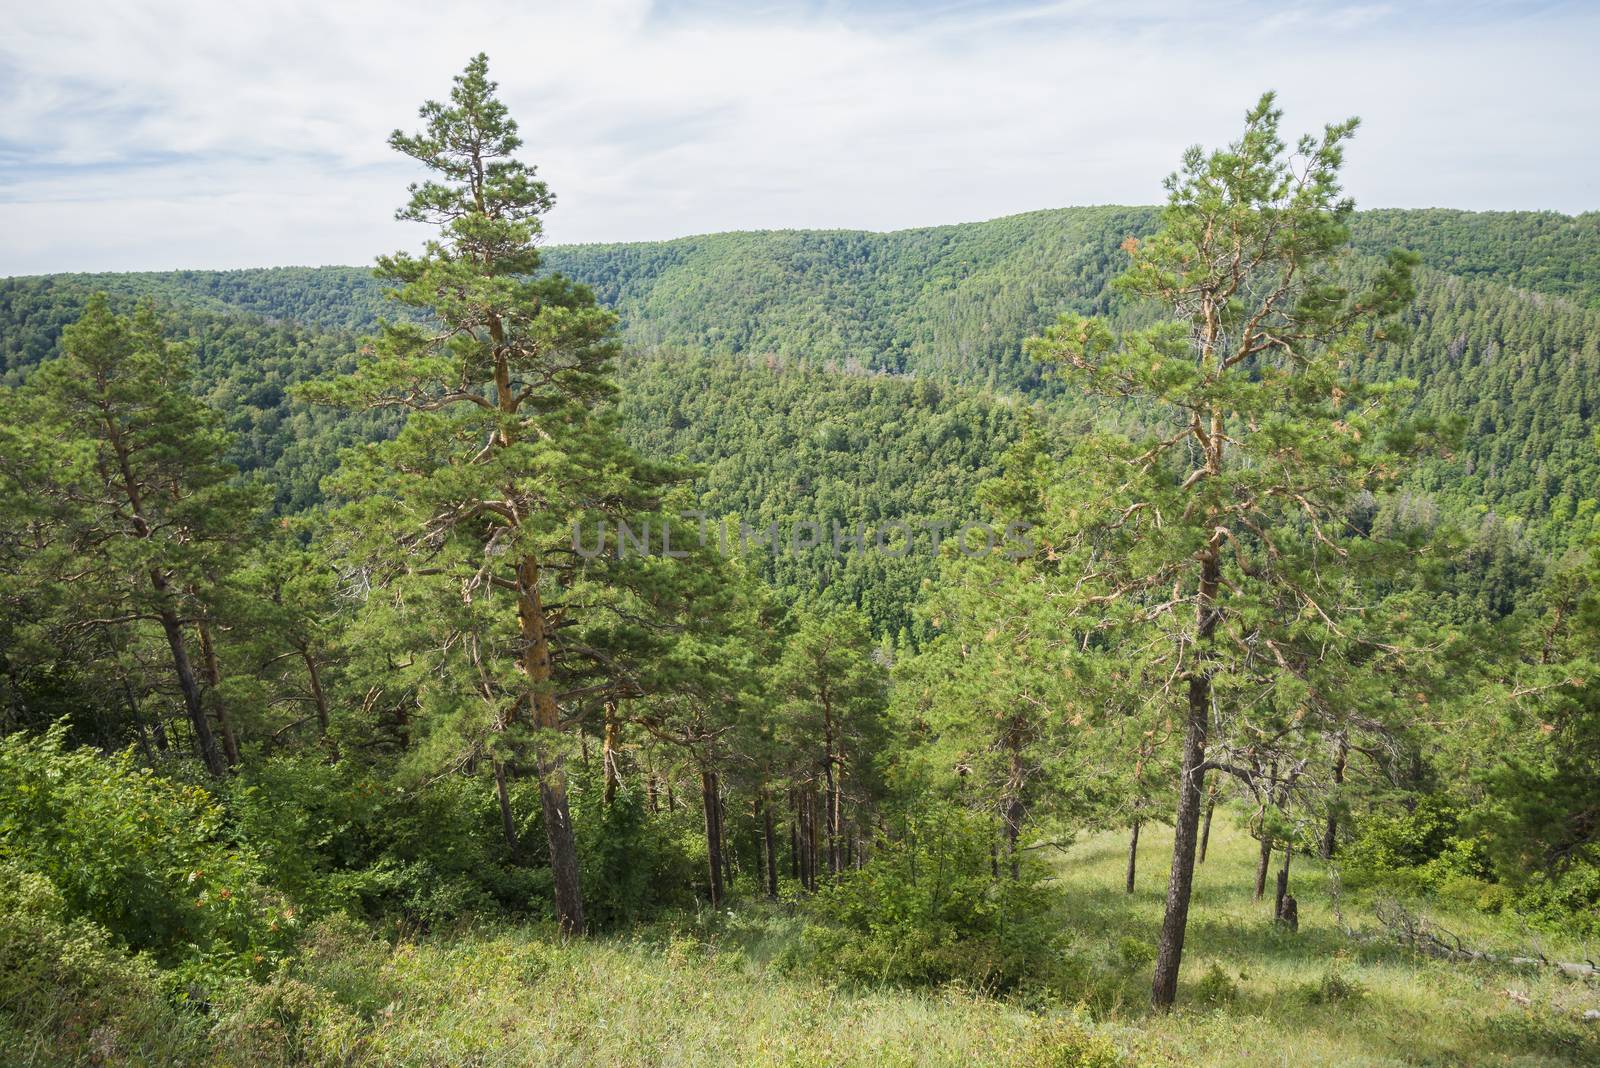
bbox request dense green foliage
[1350,209,1600,308]
[790,802,1070,995]
[0,729,291,979]
[0,277,392,512]
[7,206,1597,558]
[617,352,1033,635]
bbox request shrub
[785,802,1070,996]
[1191,963,1239,1007]
[208,972,366,1064]
[0,862,207,1064]
[1343,798,1496,900]
[575,784,698,930]
[1295,968,1367,1006]
[285,914,400,1019]
[1022,1017,1127,1068]
[226,756,390,915]
[0,727,292,982]
[1339,799,1600,929]
[229,754,549,928]
[1512,863,1600,938]
[1114,936,1155,972]
[1436,872,1513,914]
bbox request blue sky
[2,0,1596,273]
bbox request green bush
[1191,963,1239,1007]
[229,754,548,928]
[784,802,1070,995]
[227,756,389,915]
[0,728,292,982]
[1295,968,1367,1006]
[1114,936,1155,972]
[1511,863,1600,938]
[1021,1017,1127,1067]
[0,862,207,1065]
[1342,799,1495,899]
[208,972,366,1065]
[576,784,697,929]
[1342,797,1600,932]
[1436,872,1513,914]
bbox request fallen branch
[1358,899,1600,980]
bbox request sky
[1,0,1597,274]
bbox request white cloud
[1,0,1596,273]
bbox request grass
[200,913,1088,1067]
[1054,818,1600,1066]
[7,818,1598,1066]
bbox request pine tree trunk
[196,622,239,767]
[1150,551,1217,1011]
[1274,838,1294,922]
[302,648,330,735]
[822,703,841,877]
[762,790,779,899]
[1254,831,1274,901]
[1004,795,1025,881]
[797,790,807,890]
[831,777,844,878]
[119,672,167,754]
[536,749,584,936]
[129,706,156,763]
[156,600,225,778]
[517,554,584,936]
[806,787,821,891]
[109,425,222,778]
[1004,719,1026,880]
[701,767,724,907]
[602,700,621,806]
[1125,819,1141,894]
[1199,792,1216,864]
[1322,733,1347,859]
[801,788,812,890]
[720,784,734,890]
[493,757,519,853]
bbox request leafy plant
[1295,969,1367,1007]
[785,801,1069,995]
[1191,964,1239,1007]
[0,727,291,981]
[0,863,207,1064]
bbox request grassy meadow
[30,816,1593,1068]
[1059,822,1599,1066]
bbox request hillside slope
[4,205,1598,549]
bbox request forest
[1,56,1598,1067]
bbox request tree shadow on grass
[1046,836,1600,1065]
[1056,879,1356,973]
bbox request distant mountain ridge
[10,204,1599,334]
[3,206,1598,559]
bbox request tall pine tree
[1026,94,1426,1008]
[303,55,690,934]
[0,296,264,776]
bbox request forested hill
[3,204,1599,554]
[1350,209,1600,306]
[9,205,1600,345]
